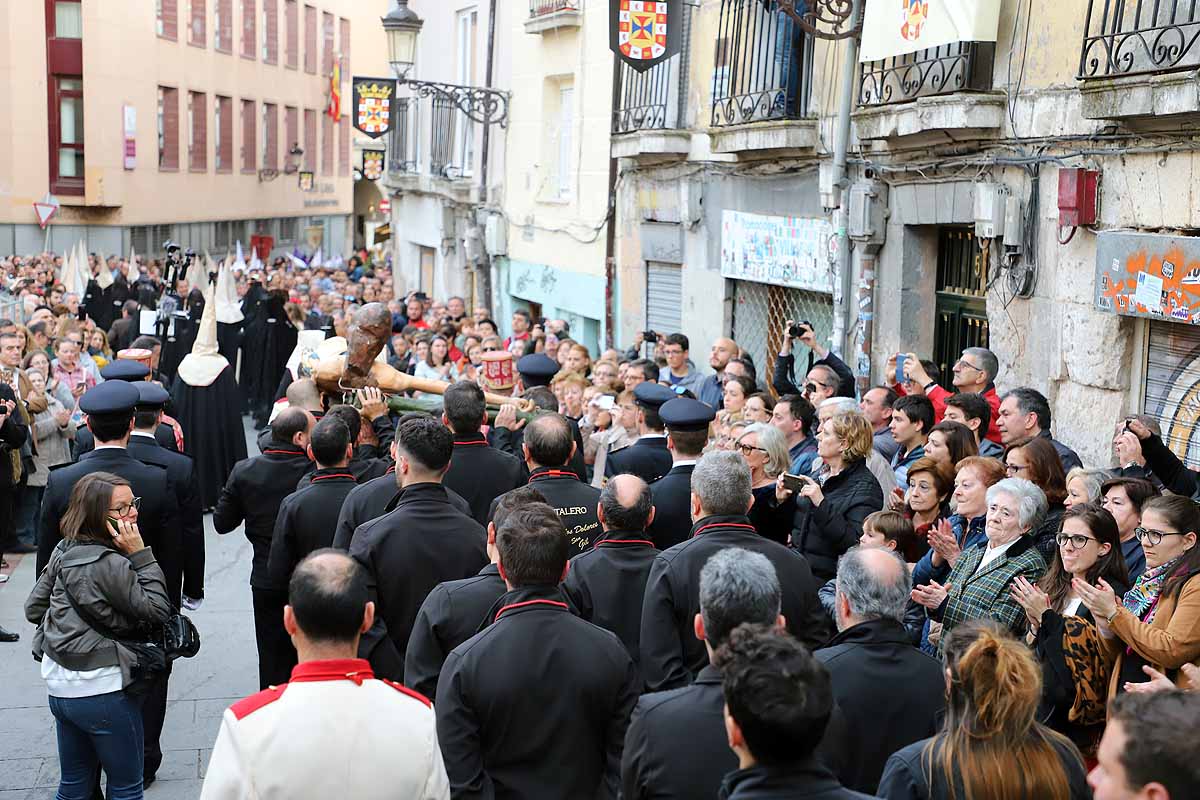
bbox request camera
[788,321,812,339]
[642,330,658,342]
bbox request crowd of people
[3,245,1200,800]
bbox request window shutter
[161,87,179,170]
[190,0,206,46]
[285,105,298,155]
[242,99,256,172]
[304,5,316,73]
[242,0,256,58]
[284,0,297,68]
[322,11,334,75]
[217,96,233,171]
[321,112,332,175]
[264,103,278,169]
[339,17,350,71]
[338,114,349,176]
[218,0,232,51]
[191,92,207,171]
[304,108,316,170]
[263,0,277,63]
[160,0,178,39]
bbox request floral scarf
[1122,555,1184,623]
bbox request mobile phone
[895,354,907,385]
[107,517,120,530]
[782,473,808,493]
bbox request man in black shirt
[440,381,525,524]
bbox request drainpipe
[604,53,621,349]
[855,250,876,396]
[827,0,863,361]
[476,0,499,310]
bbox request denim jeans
[16,484,43,545]
[48,691,145,800]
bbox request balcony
[387,99,417,175]
[708,0,817,157]
[854,42,1003,142]
[525,0,582,34]
[611,38,690,160]
[1078,0,1200,120]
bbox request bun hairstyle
[928,621,1081,800]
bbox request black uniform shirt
[332,468,473,550]
[562,530,659,670]
[404,563,506,700]
[435,585,640,800]
[489,467,601,555]
[267,467,359,590]
[605,435,673,484]
[442,432,526,525]
[647,463,696,550]
[75,422,177,460]
[639,514,830,692]
[212,443,313,589]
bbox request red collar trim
[454,434,489,448]
[494,598,569,623]
[288,658,375,686]
[692,522,759,538]
[385,465,397,475]
[596,538,655,548]
[312,472,355,482]
[263,448,306,457]
[530,470,578,483]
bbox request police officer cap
[660,397,717,432]
[134,381,170,410]
[517,353,559,386]
[99,360,151,382]
[633,382,676,409]
[78,381,140,417]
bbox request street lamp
[381,1,423,79]
[777,0,859,39]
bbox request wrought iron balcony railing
[859,42,994,107]
[1080,0,1200,79]
[388,99,417,174]
[614,54,685,133]
[530,0,580,18]
[711,0,813,127]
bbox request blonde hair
[826,412,874,462]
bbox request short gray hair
[962,347,998,384]
[692,451,752,516]
[699,547,781,648]
[1065,468,1107,504]
[835,547,911,625]
[986,477,1047,531]
[738,423,790,479]
[820,397,859,417]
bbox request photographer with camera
[773,320,855,406]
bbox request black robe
[246,291,294,425]
[82,279,128,331]
[171,364,248,509]
[238,281,269,411]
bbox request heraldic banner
[860,0,1001,62]
[352,77,398,139]
[609,0,683,73]
[362,150,385,181]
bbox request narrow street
[0,421,260,799]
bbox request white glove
[182,596,203,611]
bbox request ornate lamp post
[775,0,861,40]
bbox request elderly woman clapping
[912,477,1049,648]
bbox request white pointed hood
[215,258,244,324]
[175,279,228,387]
[127,246,140,282]
[185,251,208,294]
[96,253,114,290]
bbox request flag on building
[327,60,342,120]
[859,0,1001,62]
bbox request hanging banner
[351,76,397,139]
[609,0,683,73]
[860,0,1001,62]
[362,150,385,181]
[720,210,835,294]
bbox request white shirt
[1064,596,1083,617]
[975,537,1021,575]
[671,459,698,468]
[41,653,123,698]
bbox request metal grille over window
[430,95,461,178]
[731,281,834,395]
[1080,0,1200,79]
[933,227,989,392]
[711,0,812,127]
[388,99,417,173]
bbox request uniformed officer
[34,380,180,787]
[562,474,659,671]
[73,360,178,458]
[488,413,601,555]
[605,382,676,484]
[435,503,640,799]
[648,397,715,550]
[349,417,487,681]
[214,406,316,690]
[200,551,450,800]
[403,485,546,700]
[293,404,389,488]
[638,450,829,693]
[440,380,525,525]
[498,353,588,482]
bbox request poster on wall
[719,210,835,294]
[1093,230,1200,325]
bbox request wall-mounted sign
[362,150,385,181]
[1094,231,1200,325]
[719,210,835,294]
[123,105,137,170]
[351,77,397,139]
[299,171,315,192]
[609,0,682,73]
[379,196,391,216]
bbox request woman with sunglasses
[24,472,173,800]
[1074,494,1200,697]
[735,423,792,544]
[1011,503,1130,757]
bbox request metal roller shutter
[1144,319,1200,467]
[646,262,682,335]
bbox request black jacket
[37,448,180,605]
[212,443,313,589]
[562,530,659,671]
[127,431,205,602]
[442,432,527,525]
[772,350,855,399]
[331,469,473,550]
[404,563,507,701]
[491,418,588,484]
[349,482,487,680]
[815,619,946,794]
[75,422,177,460]
[720,760,874,800]
[1119,431,1196,497]
[295,445,391,488]
[789,459,883,582]
[435,585,640,800]
[266,467,358,590]
[606,435,673,484]
[0,382,27,487]
[490,467,601,555]
[647,463,694,550]
[640,514,829,692]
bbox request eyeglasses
[1134,526,1186,546]
[737,443,767,456]
[954,359,982,372]
[110,496,142,517]
[1055,533,1098,550]
[1005,463,1028,474]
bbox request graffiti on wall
[1094,231,1200,324]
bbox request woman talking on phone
[25,472,173,800]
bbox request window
[253,218,274,238]
[189,0,206,47]
[188,91,207,171]
[215,95,232,172]
[339,17,350,72]
[303,4,316,73]
[55,1,83,38]
[284,0,297,68]
[322,11,334,75]
[157,0,178,39]
[158,86,179,170]
[278,217,297,242]
[214,220,233,250]
[262,0,277,62]
[338,114,349,176]
[214,0,231,51]
[262,103,277,169]
[321,111,333,175]
[284,105,298,165]
[242,0,256,58]
[303,108,316,170]
[558,86,574,198]
[51,77,84,194]
[455,10,478,176]
[241,99,256,172]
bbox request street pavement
[0,420,261,799]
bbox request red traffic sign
[34,201,59,229]
[378,197,391,216]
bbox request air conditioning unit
[485,214,508,256]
